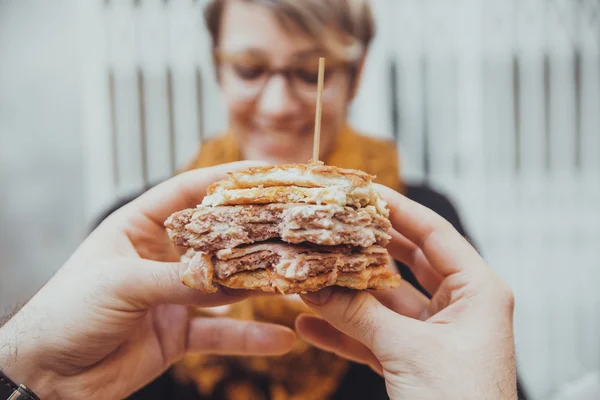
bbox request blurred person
[0,163,519,400]
[97,0,529,399]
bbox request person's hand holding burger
[0,162,295,400]
[297,185,517,400]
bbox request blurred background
[1,0,600,398]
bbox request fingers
[187,318,296,356]
[300,287,421,354]
[369,281,430,320]
[376,184,486,278]
[387,229,443,295]
[111,259,255,309]
[295,314,383,375]
[118,161,267,225]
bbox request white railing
[77,0,600,398]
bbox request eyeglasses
[215,50,353,104]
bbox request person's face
[217,1,356,164]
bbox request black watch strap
[0,371,40,400]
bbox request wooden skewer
[312,57,325,164]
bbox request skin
[218,0,359,164]
[0,162,296,400]
[296,184,518,399]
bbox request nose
[256,74,301,118]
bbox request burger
[165,162,401,294]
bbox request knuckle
[201,323,224,351]
[434,219,457,243]
[342,292,376,345]
[241,323,254,352]
[153,264,179,291]
[201,321,256,354]
[84,265,118,304]
[497,282,515,314]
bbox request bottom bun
[216,265,401,294]
[181,249,401,294]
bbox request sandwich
[165,162,401,294]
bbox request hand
[296,185,517,399]
[0,162,295,400]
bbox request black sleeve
[404,184,471,241]
[395,184,474,297]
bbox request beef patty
[166,203,391,252]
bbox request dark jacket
[96,183,528,400]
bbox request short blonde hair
[204,0,375,64]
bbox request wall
[0,0,85,309]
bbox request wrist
[0,369,54,400]
[0,321,59,399]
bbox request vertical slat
[547,0,577,176]
[137,68,149,186]
[78,0,116,224]
[514,1,550,396]
[108,70,119,186]
[517,0,546,178]
[107,0,144,196]
[546,0,581,390]
[577,0,600,376]
[136,0,171,184]
[580,1,600,174]
[482,0,516,178]
[480,2,520,348]
[191,0,206,145]
[393,0,426,181]
[422,0,458,194]
[196,0,227,140]
[349,0,393,139]
[166,68,177,173]
[480,5,519,362]
[166,0,200,170]
[454,0,485,241]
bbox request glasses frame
[214,49,356,104]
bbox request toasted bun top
[203,162,389,216]
[207,162,375,194]
[202,186,362,208]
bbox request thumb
[110,258,250,309]
[301,287,423,355]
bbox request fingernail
[302,287,333,306]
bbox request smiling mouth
[253,123,313,137]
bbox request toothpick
[312,57,325,164]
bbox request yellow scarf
[174,124,402,400]
[186,124,402,193]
